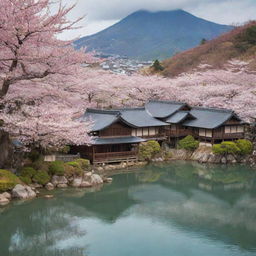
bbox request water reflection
[0,161,256,256]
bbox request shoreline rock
[12,184,36,200]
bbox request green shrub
[178,135,199,151]
[33,170,50,185]
[20,176,32,185]
[20,167,37,178]
[0,169,20,192]
[235,139,253,155]
[49,161,65,176]
[67,161,80,168]
[213,141,241,155]
[139,140,161,161]
[152,59,164,71]
[75,158,90,169]
[64,164,83,177]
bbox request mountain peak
[75,10,233,60]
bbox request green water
[1,161,256,256]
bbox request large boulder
[169,149,192,160]
[80,181,92,187]
[90,174,103,185]
[226,154,237,163]
[71,177,83,187]
[51,175,68,186]
[0,194,10,205]
[1,192,11,200]
[45,183,54,191]
[12,184,36,199]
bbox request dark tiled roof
[120,108,169,127]
[165,111,193,124]
[183,107,241,129]
[80,109,120,132]
[145,100,187,118]
[91,136,145,145]
[81,108,168,132]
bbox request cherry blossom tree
[0,0,94,98]
[0,0,97,150]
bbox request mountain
[156,21,256,77]
[75,10,233,60]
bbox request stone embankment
[167,145,253,165]
[0,171,112,206]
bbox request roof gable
[165,111,195,124]
[120,108,169,128]
[80,109,120,132]
[145,100,188,119]
[183,107,241,129]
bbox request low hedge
[0,169,20,192]
[20,167,37,178]
[33,170,50,185]
[49,161,65,176]
[213,139,253,155]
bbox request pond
[1,161,256,256]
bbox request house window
[225,126,244,134]
[237,126,244,133]
[137,128,143,136]
[149,127,155,136]
[132,129,136,136]
[206,130,212,137]
[199,129,206,136]
[225,126,231,133]
[199,129,212,137]
[143,128,149,136]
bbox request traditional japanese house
[146,100,246,144]
[71,108,168,164]
[182,107,246,144]
[145,100,193,141]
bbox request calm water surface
[1,161,256,256]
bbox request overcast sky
[59,0,256,39]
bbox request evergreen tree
[152,60,164,71]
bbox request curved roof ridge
[147,100,186,105]
[119,107,145,111]
[86,108,120,115]
[192,106,234,113]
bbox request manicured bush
[20,176,32,185]
[0,169,20,192]
[75,158,90,169]
[178,135,199,151]
[33,170,50,185]
[139,140,161,161]
[212,141,241,155]
[64,164,83,177]
[49,161,65,176]
[235,139,253,155]
[67,161,80,168]
[20,167,37,178]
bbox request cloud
[58,0,256,39]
